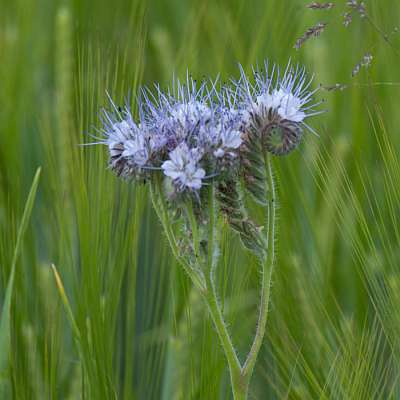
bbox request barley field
[1,0,400,399]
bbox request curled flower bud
[262,119,303,156]
[237,60,322,156]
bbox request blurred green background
[1,0,400,398]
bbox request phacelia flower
[94,75,244,195]
[211,113,242,158]
[213,128,242,158]
[93,61,322,199]
[209,88,245,158]
[161,143,205,190]
[95,100,157,178]
[140,76,212,151]
[238,60,322,155]
[139,75,242,192]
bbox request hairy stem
[151,164,276,400]
[242,153,276,380]
[203,274,243,397]
[149,178,205,291]
[184,202,200,259]
[202,184,243,396]
[151,179,241,387]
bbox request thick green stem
[242,153,276,381]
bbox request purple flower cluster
[238,61,323,132]
[95,61,321,193]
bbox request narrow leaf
[0,167,41,396]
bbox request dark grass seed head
[294,22,327,50]
[306,2,335,10]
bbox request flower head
[93,61,322,198]
[237,60,322,155]
[138,75,242,191]
[209,87,245,158]
[96,100,157,178]
[211,108,243,158]
[140,75,212,151]
[161,143,205,191]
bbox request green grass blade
[0,167,41,396]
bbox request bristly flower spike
[237,60,323,156]
[94,72,243,197]
[93,61,322,201]
[93,93,157,179]
[139,74,216,193]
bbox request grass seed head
[294,22,327,50]
[352,52,373,77]
[306,2,335,10]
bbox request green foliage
[0,168,41,398]
[1,0,400,399]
